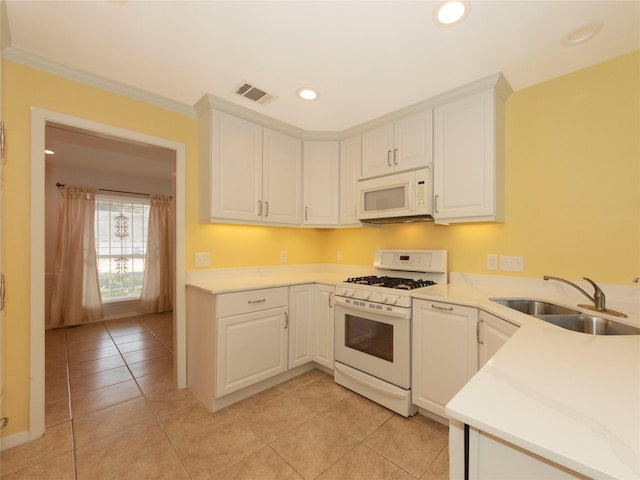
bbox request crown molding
[2,46,196,118]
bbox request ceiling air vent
[234,83,276,105]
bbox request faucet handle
[582,277,605,310]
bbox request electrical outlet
[499,255,524,272]
[195,252,210,267]
[337,250,343,261]
[280,251,288,263]
[487,254,498,270]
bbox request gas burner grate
[344,276,436,290]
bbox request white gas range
[333,249,447,417]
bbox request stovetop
[334,249,448,308]
[344,276,436,290]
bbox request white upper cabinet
[199,110,262,223]
[303,141,340,227]
[263,128,302,225]
[339,135,362,226]
[433,75,511,224]
[198,108,302,225]
[361,109,433,179]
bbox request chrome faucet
[543,276,605,310]
[543,276,627,318]
[634,275,640,283]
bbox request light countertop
[412,276,640,480]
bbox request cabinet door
[216,306,288,396]
[313,285,334,369]
[412,299,478,418]
[393,109,433,172]
[339,135,361,226]
[433,89,501,223]
[478,311,519,368]
[289,285,314,369]
[303,141,339,226]
[263,128,302,225]
[361,123,394,179]
[211,111,263,222]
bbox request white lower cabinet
[289,284,314,369]
[216,287,289,396]
[450,421,588,480]
[478,310,519,368]
[188,283,335,411]
[312,284,334,369]
[412,299,478,418]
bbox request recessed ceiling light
[434,1,469,27]
[44,149,55,155]
[297,88,318,101]
[561,20,604,46]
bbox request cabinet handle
[393,148,398,165]
[434,195,439,214]
[477,319,484,344]
[265,201,269,218]
[305,206,308,221]
[387,150,392,167]
[431,303,453,311]
[284,312,289,329]
[258,200,262,217]
[329,291,334,308]
[248,298,266,304]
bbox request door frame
[30,107,187,440]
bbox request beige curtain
[139,195,174,314]
[50,186,103,327]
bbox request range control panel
[373,249,447,273]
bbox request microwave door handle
[408,181,415,212]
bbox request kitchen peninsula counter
[413,273,640,480]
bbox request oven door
[334,302,411,389]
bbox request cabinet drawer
[217,287,288,317]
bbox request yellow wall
[324,51,640,281]
[2,50,639,438]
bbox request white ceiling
[4,1,640,133]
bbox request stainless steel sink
[490,298,581,316]
[490,298,640,335]
[536,315,640,336]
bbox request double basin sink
[491,298,640,335]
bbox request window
[95,196,150,301]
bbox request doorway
[30,108,186,441]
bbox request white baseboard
[1,429,32,451]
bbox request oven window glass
[345,314,393,362]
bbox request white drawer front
[217,287,288,317]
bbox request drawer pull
[431,303,453,311]
[248,298,266,304]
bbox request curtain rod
[55,183,171,198]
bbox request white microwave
[358,167,433,223]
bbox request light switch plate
[280,251,288,263]
[487,254,498,270]
[500,255,524,272]
[195,252,210,267]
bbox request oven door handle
[334,296,410,320]
[335,364,406,400]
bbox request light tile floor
[1,313,449,479]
